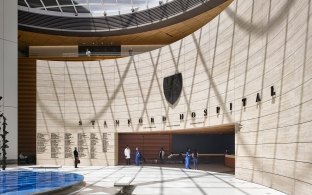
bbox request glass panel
[18,0,28,7]
[74,0,88,3]
[42,0,58,6]
[21,0,174,16]
[58,0,73,5]
[47,7,62,12]
[27,0,44,8]
[76,6,91,13]
[61,6,76,12]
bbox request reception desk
[224,155,235,168]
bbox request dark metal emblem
[163,73,183,105]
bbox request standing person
[185,148,191,169]
[192,149,199,170]
[73,147,79,168]
[124,145,131,165]
[135,147,141,166]
[86,49,91,56]
[159,147,165,164]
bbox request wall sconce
[256,93,261,102]
[204,109,207,116]
[230,103,233,111]
[162,116,166,122]
[191,112,196,118]
[128,119,131,126]
[242,98,247,107]
[139,118,143,125]
[79,120,82,126]
[115,120,119,126]
[216,106,220,114]
[151,117,155,124]
[91,120,95,126]
[104,121,107,128]
[271,86,276,96]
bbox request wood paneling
[225,155,235,168]
[18,58,37,156]
[118,133,171,164]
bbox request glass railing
[30,51,148,58]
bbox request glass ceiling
[18,0,172,17]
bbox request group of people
[124,145,142,166]
[73,146,199,169]
[184,148,199,170]
[123,146,199,170]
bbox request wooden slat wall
[225,156,235,168]
[118,133,171,164]
[142,134,171,160]
[18,58,37,156]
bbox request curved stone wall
[36,0,312,194]
[1,0,18,161]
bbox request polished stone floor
[12,164,285,195]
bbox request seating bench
[114,176,135,193]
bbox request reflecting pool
[0,170,84,195]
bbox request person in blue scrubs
[185,148,191,169]
[135,147,141,166]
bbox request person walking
[135,147,141,166]
[192,149,199,170]
[185,148,191,169]
[159,147,165,164]
[124,145,131,165]
[73,147,79,168]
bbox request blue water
[0,170,84,195]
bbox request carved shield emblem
[163,73,183,105]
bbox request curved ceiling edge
[18,0,229,37]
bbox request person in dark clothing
[74,147,79,168]
[159,148,165,164]
[192,149,199,170]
